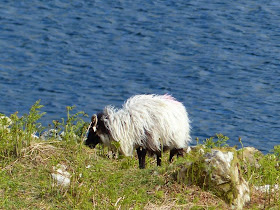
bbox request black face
[84,126,101,149]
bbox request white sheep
[85,94,191,168]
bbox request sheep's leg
[136,147,142,167]
[169,148,177,162]
[137,147,147,169]
[169,148,184,162]
[141,148,147,168]
[176,148,184,158]
[155,151,162,166]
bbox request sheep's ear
[91,114,98,132]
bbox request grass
[0,140,230,209]
[0,101,279,209]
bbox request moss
[175,147,244,206]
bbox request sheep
[85,94,191,169]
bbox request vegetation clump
[0,101,279,209]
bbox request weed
[203,133,229,149]
[0,100,45,159]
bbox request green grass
[0,140,227,209]
[0,101,279,209]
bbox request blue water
[0,0,280,153]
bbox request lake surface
[0,0,279,153]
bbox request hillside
[0,102,279,209]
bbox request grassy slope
[0,141,231,209]
[0,102,279,209]
[1,140,278,209]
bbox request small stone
[254,184,279,193]
[40,129,62,141]
[52,164,71,187]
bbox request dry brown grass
[245,187,280,209]
[145,184,230,210]
[20,142,61,163]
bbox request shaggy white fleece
[102,94,191,156]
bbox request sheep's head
[84,114,101,149]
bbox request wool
[99,94,191,156]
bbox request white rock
[31,133,39,139]
[60,131,78,140]
[40,129,62,141]
[52,164,71,187]
[204,150,234,173]
[51,173,70,187]
[178,149,250,210]
[186,145,205,155]
[254,184,279,193]
[186,146,191,153]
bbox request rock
[40,129,62,141]
[31,133,39,139]
[186,145,205,155]
[177,148,250,210]
[51,164,71,187]
[60,131,77,139]
[254,184,279,193]
[238,147,263,169]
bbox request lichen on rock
[176,148,250,210]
